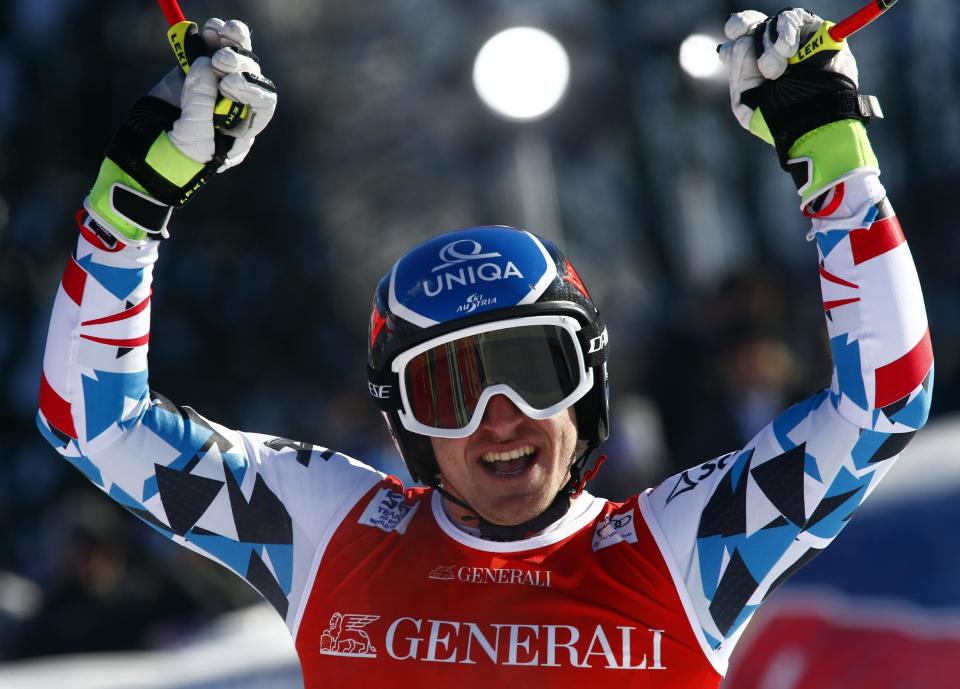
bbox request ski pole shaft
[156,0,185,26]
[790,0,899,64]
[830,0,898,42]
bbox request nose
[478,394,525,437]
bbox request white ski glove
[149,18,277,172]
[717,8,879,204]
[86,18,277,242]
[718,8,859,143]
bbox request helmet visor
[392,316,593,438]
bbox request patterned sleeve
[640,172,934,672]
[36,211,383,632]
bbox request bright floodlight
[473,27,570,121]
[679,33,723,79]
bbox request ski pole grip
[788,21,845,65]
[166,20,249,130]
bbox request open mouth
[479,444,537,477]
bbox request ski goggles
[388,315,597,438]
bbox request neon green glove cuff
[86,131,210,242]
[145,132,206,187]
[786,119,879,204]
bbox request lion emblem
[319,612,380,657]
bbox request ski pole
[790,0,899,64]
[156,0,248,129]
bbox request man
[37,9,933,687]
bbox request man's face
[430,395,579,527]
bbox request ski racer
[36,9,933,688]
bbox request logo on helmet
[432,239,503,271]
[588,329,609,354]
[456,292,497,314]
[389,229,555,327]
[424,240,524,298]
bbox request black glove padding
[105,95,231,207]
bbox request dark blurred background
[1,0,959,673]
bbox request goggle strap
[572,454,607,498]
[366,365,403,411]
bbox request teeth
[481,445,536,463]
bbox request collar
[432,490,604,553]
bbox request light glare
[679,33,723,80]
[473,27,570,121]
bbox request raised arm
[641,8,933,672]
[36,19,381,631]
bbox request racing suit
[37,171,932,687]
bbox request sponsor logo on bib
[359,488,419,534]
[317,612,667,669]
[428,564,553,588]
[592,510,638,552]
[319,613,380,658]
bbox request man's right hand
[85,18,277,243]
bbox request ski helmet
[366,226,609,513]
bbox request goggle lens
[405,324,582,430]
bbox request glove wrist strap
[112,183,173,236]
[87,159,172,241]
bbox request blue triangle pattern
[81,370,149,440]
[815,229,848,258]
[222,452,249,488]
[891,379,933,430]
[186,531,256,578]
[703,630,722,650]
[142,403,215,462]
[76,254,145,301]
[729,450,751,492]
[829,334,867,410]
[264,543,294,594]
[830,390,843,411]
[851,430,889,470]
[140,401,218,502]
[143,475,159,502]
[737,524,802,583]
[804,452,822,482]
[805,467,869,539]
[772,396,816,452]
[825,466,870,499]
[697,535,727,601]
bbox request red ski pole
[791,0,899,64]
[830,0,899,42]
[156,0,185,26]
